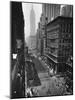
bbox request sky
[22,3,42,40]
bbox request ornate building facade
[45,16,73,73]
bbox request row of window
[60,39,72,43]
[61,23,73,33]
[59,44,72,48]
[47,25,59,32]
[58,51,71,56]
[47,38,72,43]
[61,33,72,39]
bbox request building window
[51,39,55,42]
[51,48,55,53]
[68,24,70,33]
[61,24,62,32]
[63,39,64,43]
[70,24,72,32]
[63,24,65,32]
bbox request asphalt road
[32,57,46,73]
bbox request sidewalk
[38,57,48,72]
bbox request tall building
[42,4,61,23]
[60,5,73,17]
[30,4,36,36]
[37,4,61,56]
[45,16,73,73]
[42,4,73,23]
[11,2,25,98]
[36,22,44,55]
[29,4,36,54]
[41,4,73,57]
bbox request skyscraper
[28,4,36,53]
[30,4,35,36]
[60,5,73,17]
[42,4,61,23]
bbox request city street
[30,56,67,97]
[11,2,73,99]
[33,57,46,73]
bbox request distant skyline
[22,3,42,40]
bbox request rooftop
[47,16,73,26]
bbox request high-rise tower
[30,4,35,36]
[28,4,36,53]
